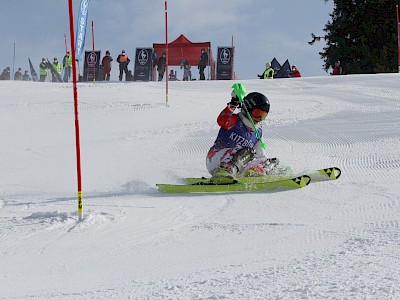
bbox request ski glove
[228,91,241,107]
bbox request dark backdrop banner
[271,57,291,78]
[216,47,233,80]
[133,48,153,81]
[83,50,101,81]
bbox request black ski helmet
[243,92,270,113]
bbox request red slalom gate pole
[68,0,84,221]
[165,1,169,107]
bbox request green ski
[156,175,311,194]
[184,167,341,185]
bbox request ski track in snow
[1,75,400,299]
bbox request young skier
[206,90,278,183]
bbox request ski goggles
[251,108,268,120]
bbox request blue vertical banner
[75,0,91,61]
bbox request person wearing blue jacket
[206,90,277,183]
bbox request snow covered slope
[0,74,399,299]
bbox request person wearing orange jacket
[290,65,302,77]
[117,50,130,81]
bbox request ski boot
[210,147,255,184]
[231,147,255,173]
[210,163,237,184]
[264,158,292,176]
[241,157,280,177]
[264,158,280,174]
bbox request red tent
[153,34,215,79]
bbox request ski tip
[318,167,342,180]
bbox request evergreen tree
[310,0,400,74]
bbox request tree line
[310,0,400,74]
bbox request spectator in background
[52,58,62,82]
[39,58,48,82]
[0,67,11,80]
[331,62,342,75]
[14,68,22,80]
[168,69,178,81]
[151,52,157,80]
[290,65,302,78]
[157,53,166,81]
[22,70,31,81]
[101,50,113,81]
[126,69,133,81]
[180,58,191,81]
[198,48,208,80]
[258,62,274,79]
[63,51,72,82]
[117,50,130,81]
